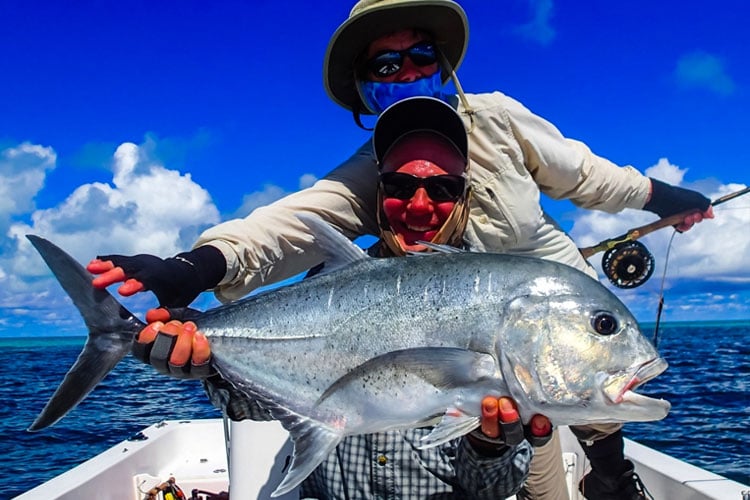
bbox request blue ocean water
[2,321,749,498]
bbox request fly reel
[601,241,655,289]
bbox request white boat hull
[15,419,750,500]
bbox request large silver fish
[27,215,670,496]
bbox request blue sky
[1,0,749,337]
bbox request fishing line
[716,205,750,210]
[223,415,231,484]
[652,230,677,349]
[652,198,750,346]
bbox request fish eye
[591,312,618,336]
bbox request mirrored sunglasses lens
[369,52,403,77]
[408,44,437,66]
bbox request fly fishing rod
[578,186,750,289]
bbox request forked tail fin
[26,235,146,431]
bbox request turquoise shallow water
[2,321,749,496]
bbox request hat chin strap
[437,50,476,133]
[377,188,472,257]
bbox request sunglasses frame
[379,172,466,202]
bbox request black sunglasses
[366,42,438,78]
[379,172,466,202]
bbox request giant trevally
[26,215,670,496]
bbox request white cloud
[0,139,322,336]
[0,143,56,230]
[515,0,556,45]
[231,184,289,219]
[675,51,736,96]
[230,174,318,219]
[0,140,224,333]
[645,158,686,185]
[6,141,221,272]
[299,174,318,189]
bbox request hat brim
[373,96,468,164]
[324,1,468,113]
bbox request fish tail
[26,235,145,431]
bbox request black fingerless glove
[643,178,711,219]
[131,306,215,379]
[466,419,525,456]
[98,245,226,307]
[466,417,553,455]
[132,330,215,379]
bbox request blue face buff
[358,71,445,114]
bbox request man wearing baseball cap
[90,2,712,498]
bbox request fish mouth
[603,357,669,409]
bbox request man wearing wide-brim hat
[91,1,713,499]
[324,0,469,115]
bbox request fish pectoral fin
[317,347,497,405]
[269,408,343,497]
[296,214,368,275]
[419,407,479,449]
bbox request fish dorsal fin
[410,241,466,254]
[420,408,479,448]
[296,214,368,275]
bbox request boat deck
[14,419,750,499]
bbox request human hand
[643,178,714,232]
[86,245,226,307]
[87,257,146,296]
[132,318,213,379]
[674,205,714,232]
[467,397,552,454]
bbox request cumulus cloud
[231,174,318,219]
[515,0,556,45]
[569,158,749,319]
[299,174,317,189]
[6,142,221,273]
[675,51,736,96]
[0,139,224,333]
[0,139,320,336]
[0,143,56,237]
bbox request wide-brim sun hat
[324,0,469,113]
[373,96,468,164]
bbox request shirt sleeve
[501,94,651,213]
[193,142,380,302]
[454,438,533,499]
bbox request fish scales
[197,255,517,416]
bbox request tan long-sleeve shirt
[196,91,651,302]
